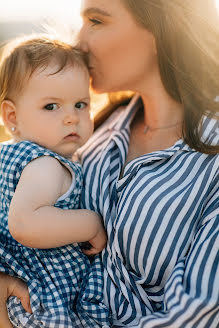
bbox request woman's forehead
[81,0,126,17]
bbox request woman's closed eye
[89,18,102,26]
[44,103,59,111]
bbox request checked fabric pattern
[0,141,111,327]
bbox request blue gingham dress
[0,141,110,328]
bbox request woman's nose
[78,26,89,53]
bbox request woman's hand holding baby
[0,273,31,328]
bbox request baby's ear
[1,100,17,133]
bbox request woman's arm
[8,156,106,251]
[0,273,31,328]
[129,206,219,327]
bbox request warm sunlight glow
[0,0,82,27]
[1,0,218,26]
[216,0,219,13]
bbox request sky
[0,0,82,27]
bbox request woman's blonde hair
[97,0,219,154]
[0,34,88,107]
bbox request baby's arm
[8,156,106,251]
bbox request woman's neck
[135,65,183,129]
[140,91,183,130]
[121,88,184,175]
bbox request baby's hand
[82,223,107,256]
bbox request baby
[0,35,110,327]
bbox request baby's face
[14,64,93,157]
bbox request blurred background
[0,0,82,41]
[0,0,219,141]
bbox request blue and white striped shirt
[81,95,219,327]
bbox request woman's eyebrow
[81,7,111,17]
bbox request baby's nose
[63,110,79,125]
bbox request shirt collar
[107,94,142,132]
[107,95,219,153]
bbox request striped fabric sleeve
[130,212,219,328]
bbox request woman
[1,0,219,327]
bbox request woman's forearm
[8,207,102,248]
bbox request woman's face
[79,0,158,93]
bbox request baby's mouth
[64,133,79,140]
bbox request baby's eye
[75,102,87,110]
[44,103,59,111]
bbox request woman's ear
[1,100,18,134]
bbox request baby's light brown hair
[0,34,88,107]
